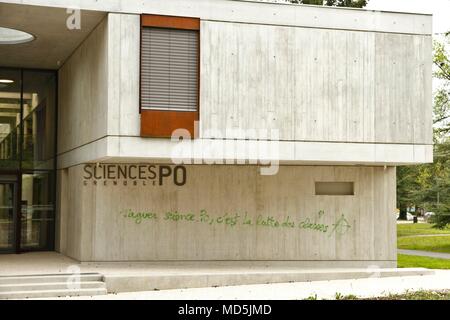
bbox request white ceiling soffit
[0,3,106,70]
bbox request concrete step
[0,287,107,299]
[0,281,105,292]
[0,273,103,285]
[0,273,107,299]
[105,267,436,293]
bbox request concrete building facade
[0,0,432,269]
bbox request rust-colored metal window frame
[140,14,200,138]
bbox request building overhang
[56,136,434,169]
[0,2,105,69]
[1,0,432,37]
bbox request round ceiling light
[0,26,35,45]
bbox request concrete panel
[2,0,432,35]
[104,268,437,293]
[58,16,109,154]
[200,20,432,145]
[56,136,433,169]
[374,32,433,144]
[55,13,432,166]
[59,164,396,263]
[107,13,141,137]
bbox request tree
[397,33,450,227]
[423,141,450,228]
[423,34,450,227]
[288,0,369,8]
[397,166,421,220]
[324,0,368,7]
[433,32,450,137]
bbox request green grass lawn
[397,223,450,237]
[397,235,450,253]
[397,254,450,269]
[396,224,450,269]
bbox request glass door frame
[0,170,56,254]
[0,66,57,254]
[0,172,19,253]
[20,169,56,253]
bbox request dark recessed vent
[315,182,354,196]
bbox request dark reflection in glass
[22,71,56,170]
[20,171,55,250]
[0,67,56,253]
[0,181,15,251]
[0,68,21,169]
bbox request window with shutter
[141,27,198,112]
[140,15,200,138]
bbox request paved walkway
[50,270,450,300]
[398,249,450,259]
[3,252,449,300]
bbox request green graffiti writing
[298,218,329,233]
[164,211,196,222]
[298,210,328,233]
[121,209,157,224]
[242,212,253,226]
[121,209,352,236]
[329,214,352,237]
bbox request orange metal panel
[141,14,200,30]
[140,110,199,138]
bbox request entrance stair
[0,273,107,299]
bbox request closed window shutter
[141,27,198,112]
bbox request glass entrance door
[0,179,17,253]
[0,173,54,253]
[0,67,56,254]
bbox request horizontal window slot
[315,182,354,196]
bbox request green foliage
[324,0,368,7]
[334,293,358,300]
[288,0,368,8]
[289,0,323,4]
[433,34,450,138]
[397,141,450,227]
[419,141,450,228]
[374,290,450,300]
[397,33,450,228]
[397,166,422,219]
[306,289,450,300]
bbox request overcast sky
[365,0,450,34]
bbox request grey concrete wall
[107,13,141,137]
[57,16,109,155]
[58,164,396,265]
[56,11,432,167]
[200,20,432,144]
[105,14,432,145]
[57,167,95,260]
[4,0,432,35]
